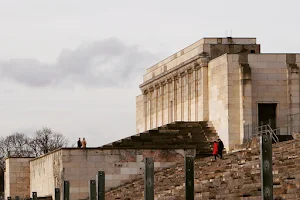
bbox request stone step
[107,138,300,199]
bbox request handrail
[253,124,279,143]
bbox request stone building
[136,37,300,151]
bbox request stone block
[277,54,286,62]
[248,54,258,62]
[257,54,277,62]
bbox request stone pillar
[143,91,148,131]
[183,72,189,121]
[287,54,300,133]
[155,85,159,128]
[173,76,178,121]
[167,79,173,123]
[239,54,252,144]
[179,73,184,121]
[161,81,165,125]
[199,54,209,121]
[149,87,154,129]
[187,69,192,121]
[193,65,199,121]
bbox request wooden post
[64,181,70,200]
[185,156,194,200]
[32,192,37,200]
[97,171,105,200]
[90,180,96,200]
[55,188,60,200]
[144,158,154,200]
[261,133,273,200]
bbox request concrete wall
[28,148,190,200]
[62,148,188,200]
[30,150,63,199]
[4,158,33,199]
[207,55,231,150]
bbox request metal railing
[253,124,279,143]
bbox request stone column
[149,87,154,129]
[198,54,209,121]
[161,81,165,125]
[238,54,252,144]
[193,65,199,121]
[187,69,192,121]
[183,72,188,121]
[155,85,159,128]
[173,76,178,122]
[143,90,148,132]
[165,79,170,123]
[179,73,184,121]
[287,54,300,133]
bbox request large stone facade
[136,37,300,151]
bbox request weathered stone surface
[106,139,300,200]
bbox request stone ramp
[106,139,300,199]
[101,121,217,156]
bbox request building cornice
[140,53,210,93]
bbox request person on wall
[218,138,224,159]
[77,138,82,148]
[82,137,87,148]
[212,140,219,160]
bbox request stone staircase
[106,137,300,200]
[102,121,218,156]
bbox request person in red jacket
[212,140,219,160]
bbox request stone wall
[207,54,230,150]
[225,53,300,147]
[143,38,257,82]
[4,157,33,199]
[27,148,190,200]
[249,54,289,130]
[30,150,63,199]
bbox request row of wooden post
[7,157,195,200]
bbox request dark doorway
[258,103,277,129]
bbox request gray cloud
[0,38,158,87]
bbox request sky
[0,0,300,147]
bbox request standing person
[218,138,224,159]
[82,138,87,148]
[212,140,219,160]
[77,138,82,148]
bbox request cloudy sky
[0,0,300,147]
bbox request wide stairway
[101,121,218,156]
[106,137,300,200]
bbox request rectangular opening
[258,103,277,129]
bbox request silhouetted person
[77,138,82,148]
[218,138,224,159]
[212,140,218,160]
[82,138,87,148]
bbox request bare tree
[0,128,68,196]
[31,127,68,155]
[0,133,32,158]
